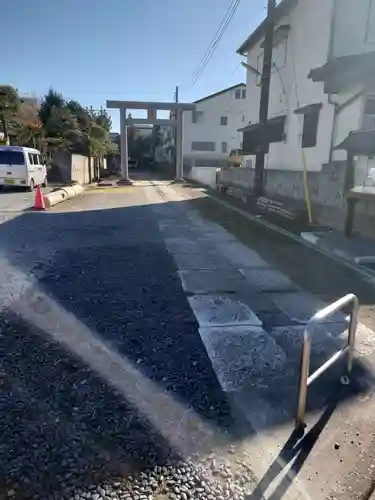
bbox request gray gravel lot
[0,188,243,500]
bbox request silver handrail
[296,293,359,429]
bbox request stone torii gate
[106,100,196,185]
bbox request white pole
[175,109,184,181]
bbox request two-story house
[238,0,375,178]
[234,0,375,235]
[183,83,248,167]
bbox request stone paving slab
[239,267,301,293]
[173,253,217,271]
[216,241,270,269]
[164,237,203,254]
[188,294,262,327]
[178,269,246,294]
[270,291,347,324]
[199,325,287,392]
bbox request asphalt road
[1,178,375,500]
[0,186,52,224]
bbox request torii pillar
[106,100,196,184]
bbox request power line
[191,0,240,86]
[190,0,237,83]
[190,0,240,86]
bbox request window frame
[301,112,319,149]
[221,141,228,154]
[191,141,216,152]
[220,116,228,126]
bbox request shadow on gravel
[0,203,234,499]
[0,192,374,498]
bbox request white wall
[183,86,247,161]
[187,167,218,188]
[332,0,375,58]
[244,0,335,171]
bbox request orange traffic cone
[33,185,46,210]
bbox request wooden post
[254,0,276,197]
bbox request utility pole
[173,86,179,167]
[254,0,276,197]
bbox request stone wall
[218,164,375,239]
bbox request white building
[183,83,248,166]
[237,0,375,184]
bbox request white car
[0,146,48,191]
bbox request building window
[191,141,216,152]
[242,115,245,122]
[221,142,228,153]
[302,112,319,148]
[235,88,246,99]
[192,111,204,124]
[363,95,375,129]
[220,116,228,126]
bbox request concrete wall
[243,0,334,172]
[186,166,219,188]
[332,0,375,58]
[71,154,91,185]
[183,85,248,162]
[218,163,375,238]
[52,152,93,184]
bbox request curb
[193,184,375,288]
[33,184,84,210]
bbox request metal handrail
[295,293,359,429]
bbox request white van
[0,146,48,191]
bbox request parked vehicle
[0,146,47,191]
[227,149,243,167]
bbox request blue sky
[4,0,266,131]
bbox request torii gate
[106,100,196,185]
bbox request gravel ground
[0,188,250,500]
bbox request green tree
[39,89,65,125]
[0,86,21,143]
[10,101,44,149]
[93,108,112,132]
